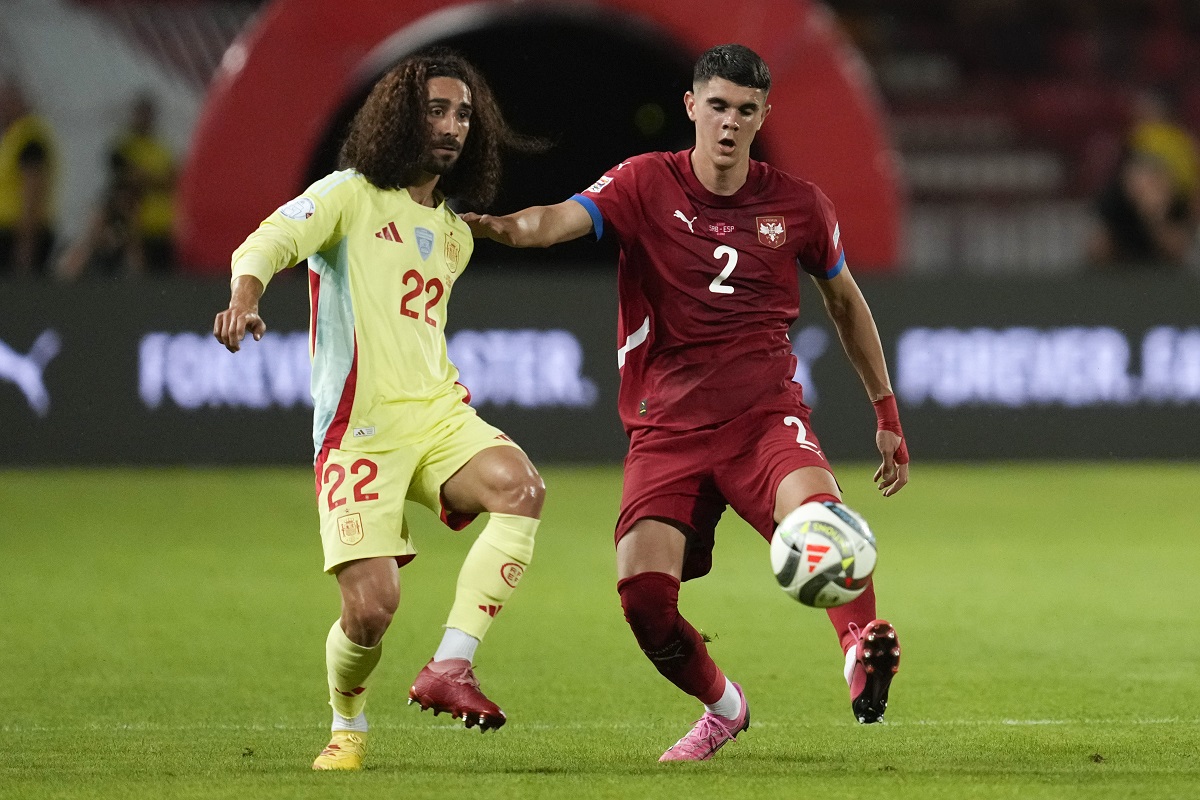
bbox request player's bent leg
[618,571,725,700]
[776,483,901,724]
[620,571,749,760]
[617,521,748,760]
[407,513,537,732]
[410,448,543,731]
[314,557,397,770]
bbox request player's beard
[421,143,461,176]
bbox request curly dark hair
[337,48,544,209]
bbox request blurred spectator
[1088,87,1200,269]
[1127,87,1199,211]
[57,93,176,280]
[55,158,144,280]
[0,76,58,278]
[1089,150,1195,268]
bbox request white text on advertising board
[897,326,1200,407]
[138,329,597,411]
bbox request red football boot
[408,658,506,732]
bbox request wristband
[872,394,910,465]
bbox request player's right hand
[461,212,509,243]
[213,305,266,353]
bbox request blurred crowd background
[2,0,1200,280]
[836,0,1200,274]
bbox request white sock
[332,710,368,733]
[844,644,858,686]
[703,678,742,720]
[433,627,479,663]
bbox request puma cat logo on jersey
[673,210,697,233]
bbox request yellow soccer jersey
[231,169,474,457]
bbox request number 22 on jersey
[400,269,444,327]
[323,457,381,511]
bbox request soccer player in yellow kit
[213,50,546,771]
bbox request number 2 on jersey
[709,245,738,294]
[400,269,444,327]
[784,415,823,455]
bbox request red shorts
[616,389,837,581]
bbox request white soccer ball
[770,500,877,608]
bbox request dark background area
[307,9,704,269]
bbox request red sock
[827,579,877,652]
[617,572,725,704]
[793,493,878,653]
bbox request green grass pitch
[2,462,1198,799]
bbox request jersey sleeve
[797,185,846,280]
[567,156,646,242]
[230,174,351,288]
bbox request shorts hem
[324,552,417,575]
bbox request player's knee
[341,593,398,647]
[489,460,545,517]
[618,572,681,648]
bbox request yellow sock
[446,513,539,640]
[325,620,383,719]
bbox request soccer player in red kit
[466,44,909,761]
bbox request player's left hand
[873,429,909,497]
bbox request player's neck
[406,174,441,208]
[690,151,749,197]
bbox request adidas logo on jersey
[375,221,403,242]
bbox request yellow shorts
[314,402,521,573]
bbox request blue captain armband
[570,194,604,241]
[827,250,846,278]
[801,250,846,280]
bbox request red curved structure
[177,0,902,273]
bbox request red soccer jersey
[571,149,845,433]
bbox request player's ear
[684,90,697,122]
[760,102,772,128]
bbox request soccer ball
[770,500,877,608]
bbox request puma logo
[0,329,61,418]
[673,210,697,233]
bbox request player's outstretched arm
[812,267,910,496]
[462,200,594,248]
[213,275,266,353]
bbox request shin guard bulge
[326,620,383,719]
[446,513,538,640]
[618,571,725,704]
